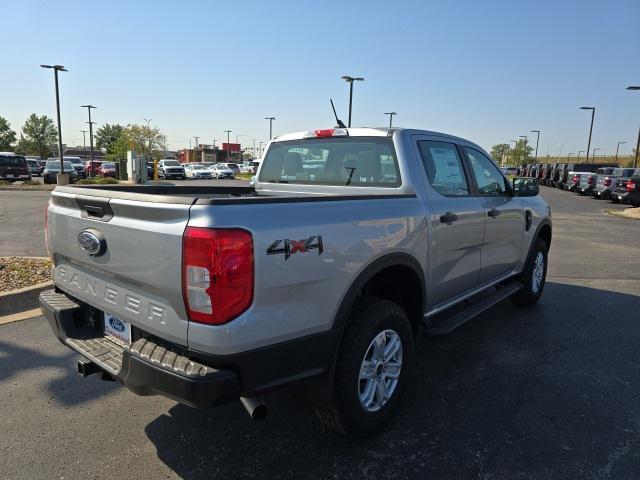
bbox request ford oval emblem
[77,229,106,256]
[109,317,125,332]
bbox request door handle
[487,208,501,218]
[439,212,459,224]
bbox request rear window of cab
[0,155,27,166]
[258,137,400,187]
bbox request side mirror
[512,177,539,196]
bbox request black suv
[0,154,31,182]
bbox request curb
[0,281,53,317]
[606,208,640,220]
[0,185,55,191]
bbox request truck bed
[55,185,413,205]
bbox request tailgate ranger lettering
[56,266,167,324]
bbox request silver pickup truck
[40,127,551,436]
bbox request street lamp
[530,130,541,162]
[40,64,67,181]
[258,141,264,158]
[577,150,585,162]
[144,118,154,164]
[384,112,397,127]
[615,141,627,163]
[628,86,640,168]
[519,135,528,164]
[592,147,601,160]
[265,117,275,140]
[81,105,97,176]
[567,152,574,161]
[580,106,596,163]
[341,75,364,128]
[224,130,232,161]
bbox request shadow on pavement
[0,335,120,407]
[144,282,640,479]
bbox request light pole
[384,112,397,127]
[40,64,67,181]
[224,130,232,162]
[615,141,627,163]
[80,130,88,163]
[259,141,264,158]
[194,136,199,162]
[628,86,640,167]
[592,147,601,160]
[530,130,540,162]
[519,135,528,165]
[82,105,97,176]
[265,117,275,140]
[577,150,585,162]
[567,152,574,161]
[341,75,364,128]
[580,106,596,163]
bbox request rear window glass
[0,155,26,166]
[163,160,180,166]
[258,137,400,187]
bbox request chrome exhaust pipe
[240,396,269,421]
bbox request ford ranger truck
[40,127,551,437]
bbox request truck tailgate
[47,190,192,346]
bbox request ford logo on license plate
[77,229,106,256]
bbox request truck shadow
[144,281,640,479]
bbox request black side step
[424,282,523,336]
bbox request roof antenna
[330,99,347,128]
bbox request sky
[1,0,639,157]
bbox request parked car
[221,163,240,175]
[184,163,213,179]
[610,169,640,205]
[41,126,552,437]
[49,156,86,179]
[621,174,640,206]
[576,167,616,195]
[26,159,41,176]
[238,162,254,173]
[564,172,590,192]
[539,164,553,186]
[98,162,117,178]
[84,160,103,176]
[43,160,77,184]
[500,166,518,176]
[210,163,235,179]
[158,159,186,179]
[0,154,31,181]
[592,168,637,200]
[547,163,564,187]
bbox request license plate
[104,313,132,346]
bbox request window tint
[258,137,400,187]
[417,141,469,196]
[0,155,27,167]
[464,147,509,195]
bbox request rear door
[48,189,193,346]
[462,147,525,284]
[415,139,486,305]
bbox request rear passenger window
[417,141,469,196]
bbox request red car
[98,161,116,178]
[84,160,102,176]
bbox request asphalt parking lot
[1,186,639,479]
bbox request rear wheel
[611,197,620,204]
[316,297,414,437]
[511,238,548,306]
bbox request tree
[490,144,510,164]
[95,123,125,154]
[14,114,57,159]
[124,124,166,161]
[0,116,17,150]
[508,139,535,165]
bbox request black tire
[316,297,414,437]
[611,197,620,204]
[511,238,548,306]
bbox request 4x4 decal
[266,235,323,260]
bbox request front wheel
[511,238,548,306]
[316,297,414,437]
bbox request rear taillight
[604,177,612,187]
[588,175,595,184]
[572,175,579,184]
[44,203,49,257]
[627,180,637,193]
[182,227,254,325]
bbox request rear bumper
[40,289,240,408]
